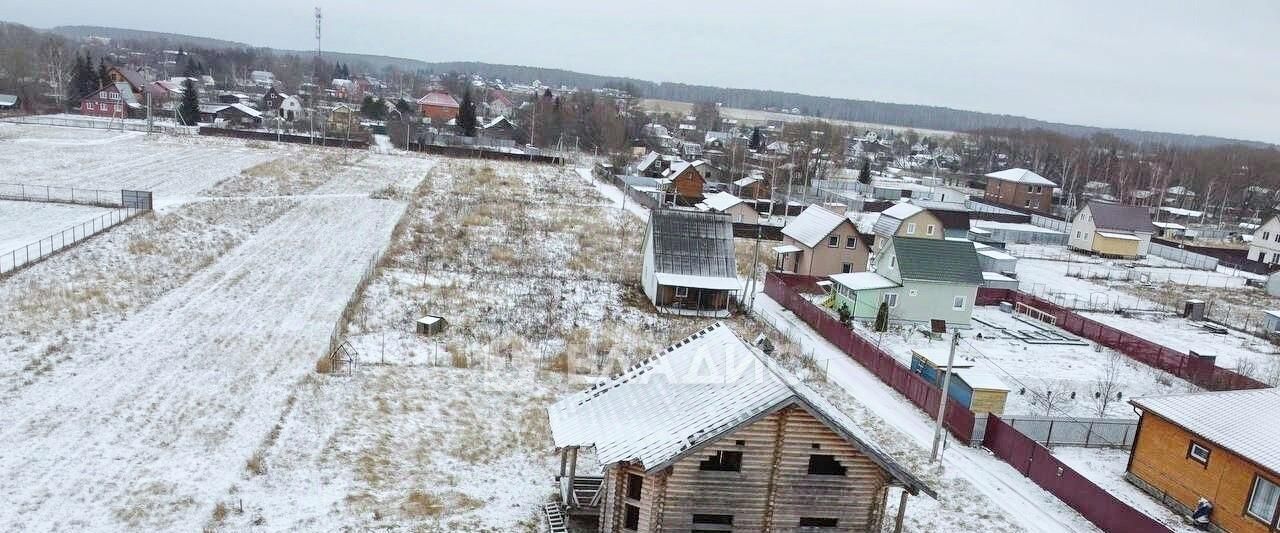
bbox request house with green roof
[827,236,983,327]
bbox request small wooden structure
[415,315,447,335]
[910,349,1009,416]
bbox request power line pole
[931,330,960,462]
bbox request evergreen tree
[873,301,889,332]
[360,96,385,120]
[67,53,90,107]
[395,98,412,115]
[179,78,200,126]
[457,90,477,137]
[749,127,762,150]
[858,158,871,184]
[97,59,110,90]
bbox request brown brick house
[983,168,1055,215]
[1127,389,1280,532]
[547,323,933,532]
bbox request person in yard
[1191,497,1212,529]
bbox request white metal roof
[782,205,848,248]
[829,271,899,291]
[985,168,1055,186]
[1096,231,1141,241]
[733,176,762,187]
[1132,388,1280,475]
[977,249,1016,261]
[1151,221,1187,230]
[546,323,933,495]
[848,212,880,235]
[702,191,745,212]
[772,244,802,254]
[982,271,1016,281]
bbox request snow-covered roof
[982,271,1015,282]
[702,191,745,212]
[1132,388,1280,475]
[733,176,762,187]
[849,212,880,235]
[772,244,802,254]
[985,168,1055,186]
[1152,221,1187,230]
[881,202,924,220]
[416,91,458,108]
[911,348,975,370]
[977,249,1016,261]
[1160,206,1204,218]
[482,116,513,129]
[635,151,661,172]
[547,322,933,495]
[782,205,849,248]
[0,94,17,106]
[970,220,1065,235]
[228,103,262,119]
[954,368,1009,392]
[829,271,899,291]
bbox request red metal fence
[977,288,1268,391]
[764,273,975,442]
[983,415,1174,533]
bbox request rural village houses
[870,203,945,253]
[1067,200,1155,259]
[641,209,739,317]
[828,236,983,327]
[1247,215,1280,266]
[775,203,870,277]
[982,167,1056,215]
[547,323,933,533]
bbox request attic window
[827,235,839,247]
[807,454,847,476]
[626,473,644,500]
[1187,441,1211,465]
[699,450,743,472]
[845,236,857,248]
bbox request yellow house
[1127,389,1280,532]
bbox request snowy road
[0,195,407,531]
[755,296,1102,533]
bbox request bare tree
[1031,380,1076,416]
[1091,350,1125,417]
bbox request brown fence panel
[984,415,1174,533]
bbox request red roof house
[416,91,459,123]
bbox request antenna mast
[314,7,323,83]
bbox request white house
[1248,216,1280,265]
[249,70,276,87]
[278,94,304,122]
[1067,201,1154,259]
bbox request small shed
[909,348,974,384]
[949,368,1010,416]
[415,315,447,335]
[976,246,1017,275]
[981,271,1019,290]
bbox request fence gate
[122,190,153,210]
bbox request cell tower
[314,7,322,82]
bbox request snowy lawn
[813,301,1195,418]
[0,122,283,207]
[1079,310,1280,384]
[0,199,114,252]
[1052,447,1200,533]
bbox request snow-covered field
[1080,311,1280,382]
[1052,447,1199,533]
[0,124,434,531]
[0,199,113,252]
[0,122,281,208]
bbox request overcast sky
[8,1,1279,143]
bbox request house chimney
[819,203,848,216]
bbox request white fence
[0,207,146,275]
[1147,242,1220,270]
[1030,213,1071,232]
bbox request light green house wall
[831,280,976,326]
[830,285,889,320]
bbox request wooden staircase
[543,502,569,533]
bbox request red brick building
[416,91,459,124]
[983,168,1056,214]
